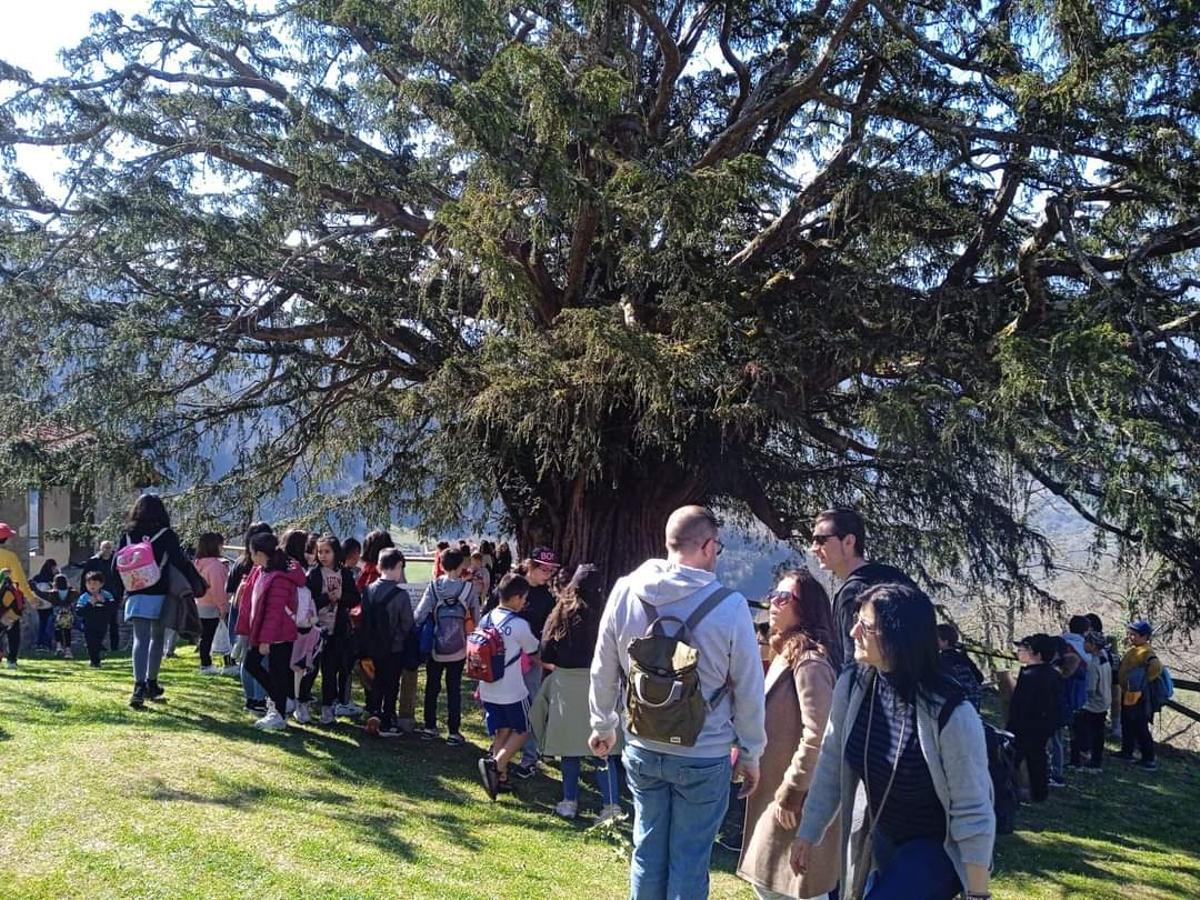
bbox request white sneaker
[319,706,335,725]
[285,698,297,715]
[199,666,221,675]
[254,711,287,731]
[595,804,625,825]
[4,660,16,669]
[293,704,311,724]
[221,665,242,676]
[555,800,578,819]
[64,649,73,659]
[334,702,362,718]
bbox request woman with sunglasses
[791,582,994,900]
[737,570,840,900]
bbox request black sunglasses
[810,533,843,546]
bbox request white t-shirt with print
[477,607,540,705]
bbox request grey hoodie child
[588,559,767,763]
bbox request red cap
[0,523,15,541]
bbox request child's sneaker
[254,710,287,731]
[5,660,16,669]
[319,705,335,725]
[199,665,221,675]
[554,800,578,819]
[1049,777,1067,788]
[478,757,499,801]
[446,733,466,746]
[416,727,439,741]
[63,648,73,660]
[293,703,311,725]
[511,761,537,780]
[595,804,625,825]
[379,725,403,739]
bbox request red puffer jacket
[237,562,306,645]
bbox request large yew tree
[1,0,1198,617]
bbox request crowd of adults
[0,501,1174,900]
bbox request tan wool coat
[738,649,840,899]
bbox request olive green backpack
[625,586,735,747]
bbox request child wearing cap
[511,547,560,779]
[1007,634,1060,802]
[1116,620,1163,771]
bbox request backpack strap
[488,609,521,671]
[938,694,964,733]
[684,586,735,633]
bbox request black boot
[130,682,146,709]
[146,679,165,701]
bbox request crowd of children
[0,510,1179,840]
[1005,613,1169,805]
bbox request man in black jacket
[810,508,915,670]
[78,541,125,651]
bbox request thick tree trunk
[508,461,707,587]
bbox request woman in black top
[536,564,622,822]
[120,495,205,709]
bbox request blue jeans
[622,745,731,900]
[866,832,960,900]
[519,663,543,766]
[241,656,267,702]
[562,756,621,805]
[37,608,55,649]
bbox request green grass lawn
[0,650,1196,899]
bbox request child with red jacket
[237,532,306,731]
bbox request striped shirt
[845,673,946,845]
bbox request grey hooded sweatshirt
[588,559,767,763]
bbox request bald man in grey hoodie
[589,506,767,900]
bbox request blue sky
[0,1,149,76]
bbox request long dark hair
[543,564,604,645]
[859,582,963,705]
[35,559,59,581]
[239,522,272,565]
[362,528,394,566]
[249,532,289,573]
[769,568,838,668]
[281,528,309,566]
[125,494,170,535]
[316,534,343,567]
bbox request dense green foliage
[0,1,1198,615]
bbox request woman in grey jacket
[791,583,994,900]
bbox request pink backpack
[115,529,168,593]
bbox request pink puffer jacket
[238,562,305,645]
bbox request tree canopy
[1,0,1198,620]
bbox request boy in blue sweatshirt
[77,572,115,667]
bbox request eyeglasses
[810,533,842,546]
[854,614,879,635]
[767,590,796,608]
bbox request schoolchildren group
[0,503,1176,900]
